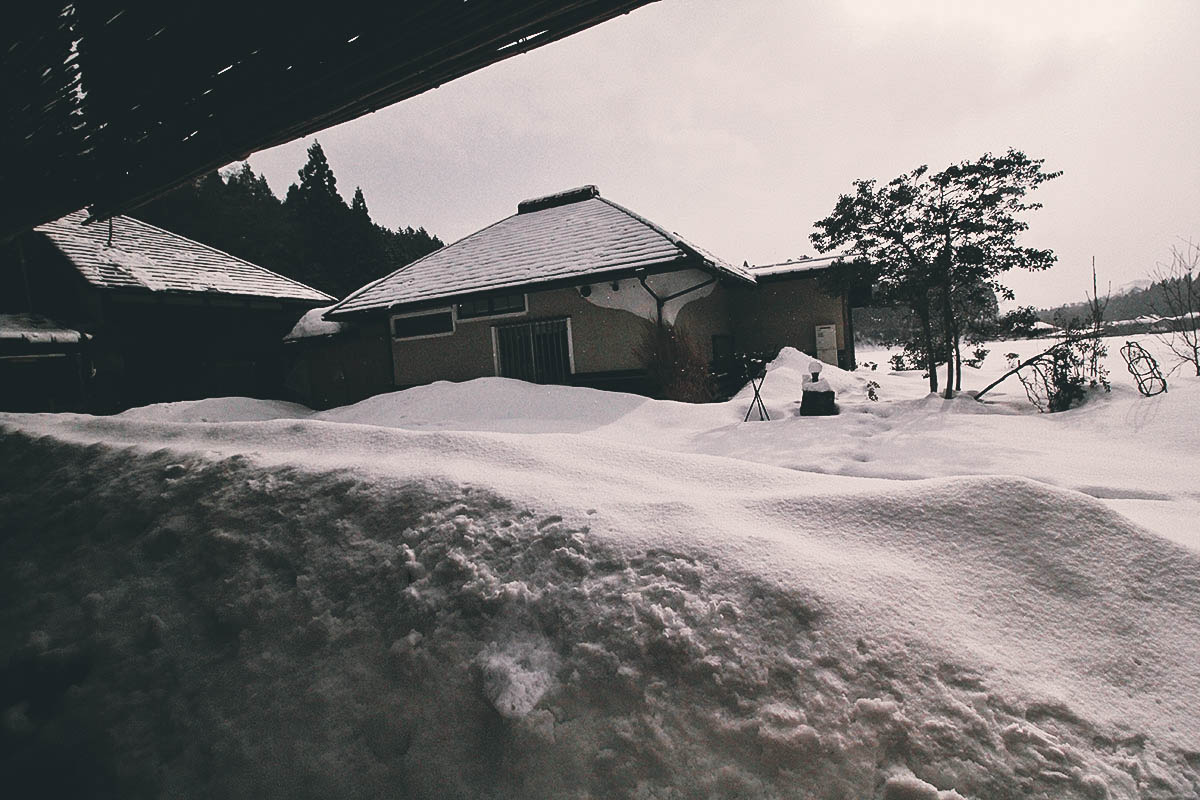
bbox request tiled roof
[36,211,333,304]
[328,186,752,317]
[748,254,852,279]
[0,313,85,344]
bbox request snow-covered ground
[1,336,1197,799]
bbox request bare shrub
[635,322,715,403]
[1149,240,1200,376]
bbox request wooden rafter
[2,1,657,242]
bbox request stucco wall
[391,310,494,386]
[673,283,733,363]
[729,277,848,361]
[389,271,734,387]
[578,270,717,327]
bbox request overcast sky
[243,0,1200,309]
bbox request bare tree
[1149,240,1200,376]
[1081,259,1109,384]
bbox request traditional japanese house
[1,211,332,411]
[292,186,858,407]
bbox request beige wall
[729,277,848,360]
[391,309,494,386]
[673,283,733,362]
[389,273,736,386]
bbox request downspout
[635,269,717,329]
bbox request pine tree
[351,186,369,220]
[812,149,1060,396]
[227,162,275,204]
[284,141,355,294]
[135,142,444,300]
[291,141,344,212]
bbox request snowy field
[1,335,1198,799]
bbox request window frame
[389,307,456,341]
[455,293,527,322]
[490,316,575,380]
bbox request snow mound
[319,348,866,437]
[766,346,865,395]
[3,335,1199,796]
[727,347,871,416]
[1,417,1198,799]
[117,397,313,423]
[317,377,653,433]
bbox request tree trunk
[953,334,962,392]
[918,305,938,394]
[940,287,956,399]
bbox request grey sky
[244,0,1200,309]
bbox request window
[391,310,454,340]
[493,317,573,384]
[456,293,526,320]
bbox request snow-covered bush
[1005,336,1107,413]
[963,347,989,369]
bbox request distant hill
[852,276,1188,345]
[1038,280,1170,326]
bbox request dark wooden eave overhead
[2,0,657,242]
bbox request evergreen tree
[290,141,344,213]
[284,141,357,295]
[134,142,443,300]
[351,186,369,219]
[812,149,1059,396]
[227,162,276,204]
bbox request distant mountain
[1115,279,1153,296]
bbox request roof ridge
[594,195,753,283]
[753,253,851,268]
[113,213,335,300]
[517,185,598,214]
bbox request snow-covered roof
[0,313,85,344]
[327,186,753,318]
[284,305,346,341]
[36,211,333,304]
[747,253,852,279]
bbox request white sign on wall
[815,324,837,365]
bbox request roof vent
[517,185,599,214]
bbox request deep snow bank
[2,417,1198,800]
[117,396,312,423]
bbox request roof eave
[97,285,330,306]
[324,256,716,319]
[752,265,837,281]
